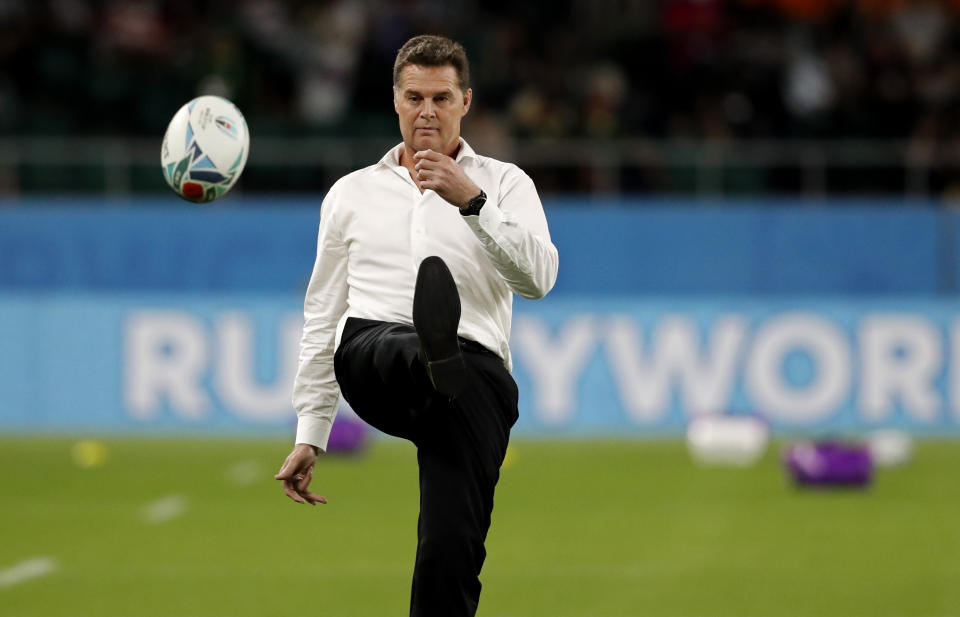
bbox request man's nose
[420,100,435,117]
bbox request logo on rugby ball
[215,116,239,139]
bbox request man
[275,34,559,616]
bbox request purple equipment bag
[325,415,369,454]
[782,441,873,487]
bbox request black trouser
[333,317,519,617]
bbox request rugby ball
[161,95,249,203]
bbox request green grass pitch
[1,437,959,617]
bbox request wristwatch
[460,190,486,216]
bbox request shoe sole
[413,256,466,397]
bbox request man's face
[394,64,472,156]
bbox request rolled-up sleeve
[462,166,559,299]
[291,189,349,452]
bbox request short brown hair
[393,35,470,91]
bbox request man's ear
[393,86,399,114]
[462,88,473,116]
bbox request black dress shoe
[413,256,467,397]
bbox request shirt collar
[378,137,478,169]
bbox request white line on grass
[0,557,57,588]
[142,494,188,524]
[226,460,263,486]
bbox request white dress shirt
[292,138,559,450]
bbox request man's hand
[413,149,482,209]
[274,443,327,505]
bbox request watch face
[462,191,486,215]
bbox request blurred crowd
[3,0,960,195]
[2,0,960,140]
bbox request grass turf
[1,437,958,617]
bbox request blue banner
[2,293,959,437]
[0,199,949,294]
[510,297,960,436]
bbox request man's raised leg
[334,318,433,441]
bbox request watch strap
[460,190,487,216]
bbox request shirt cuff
[295,414,333,453]
[463,200,504,237]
